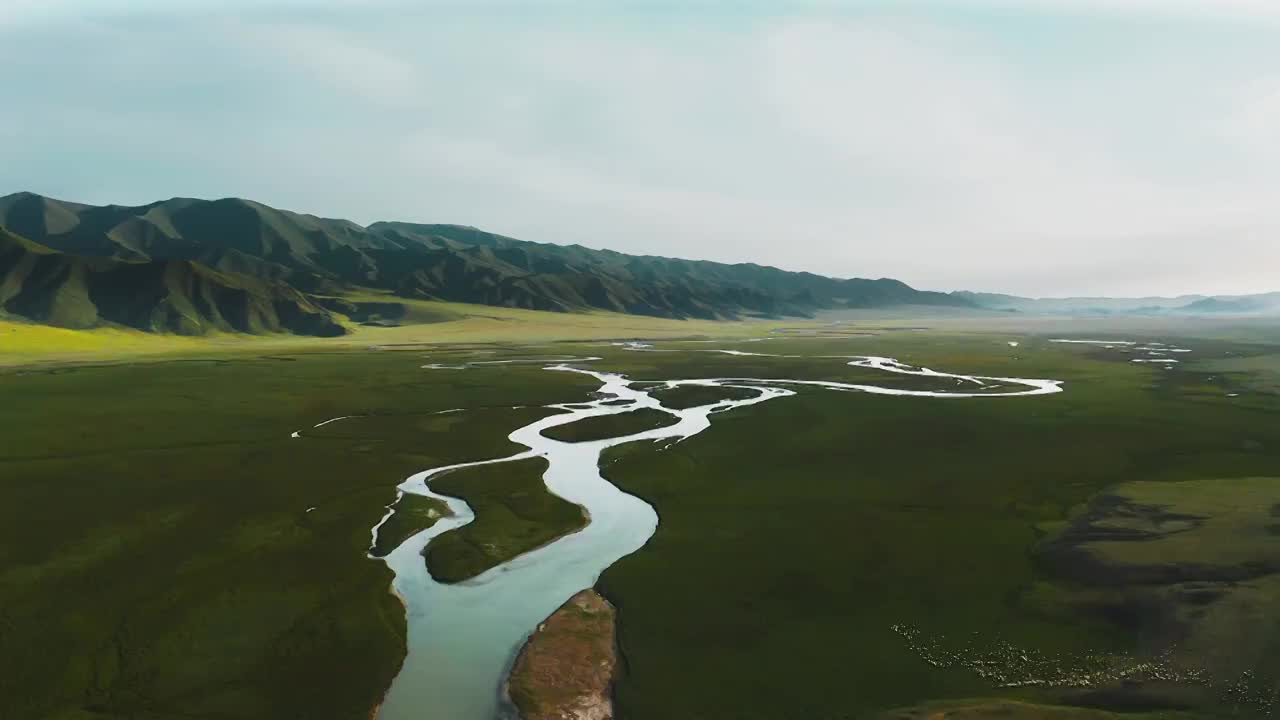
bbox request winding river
[365,351,1064,720]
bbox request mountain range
[952,291,1280,316]
[0,191,968,336]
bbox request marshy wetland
[4,322,1280,719]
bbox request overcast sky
[2,1,1278,297]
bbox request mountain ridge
[0,225,346,336]
[0,191,972,336]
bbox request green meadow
[540,408,679,443]
[424,457,589,583]
[3,319,1280,719]
[0,352,595,720]
[649,383,761,409]
[595,333,1280,719]
[369,494,452,559]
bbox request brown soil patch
[507,589,616,720]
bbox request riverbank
[370,494,452,558]
[423,457,592,583]
[507,590,618,720]
[372,363,791,719]
[540,408,679,443]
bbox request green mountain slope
[0,191,973,330]
[377,222,966,317]
[0,226,346,336]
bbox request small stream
[365,354,1063,720]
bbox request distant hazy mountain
[953,290,1280,317]
[0,191,971,335]
[1178,293,1280,315]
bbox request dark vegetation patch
[370,494,452,558]
[424,457,587,583]
[1039,478,1280,586]
[649,383,761,410]
[314,298,408,324]
[1032,477,1280,708]
[0,353,594,720]
[541,408,678,443]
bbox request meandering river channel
[368,352,1063,720]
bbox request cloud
[977,0,1280,21]
[1,2,1279,296]
[755,16,1280,289]
[231,21,424,106]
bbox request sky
[2,1,1278,297]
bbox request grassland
[540,408,679,443]
[6,309,1280,719]
[591,332,1280,719]
[649,383,761,409]
[0,318,212,356]
[424,457,588,583]
[369,494,452,558]
[0,351,597,720]
[1044,476,1280,581]
[1036,476,1280,695]
[0,295,796,368]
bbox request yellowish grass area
[346,299,778,344]
[0,299,802,367]
[0,320,216,359]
